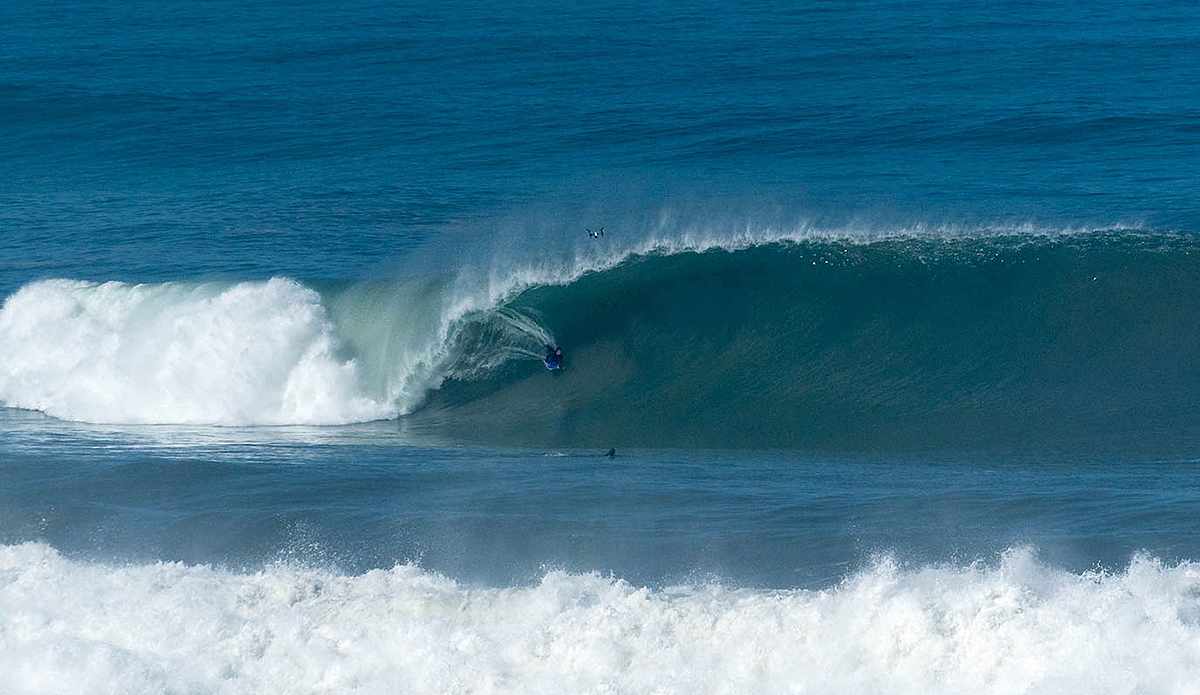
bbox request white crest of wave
[0,278,394,425]
[460,217,1136,316]
[3,543,1198,695]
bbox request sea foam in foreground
[3,543,1198,694]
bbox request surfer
[545,345,563,370]
[587,227,604,239]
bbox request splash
[0,278,391,425]
[2,543,1198,694]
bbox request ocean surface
[4,1,1200,692]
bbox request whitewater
[4,543,1198,695]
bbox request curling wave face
[2,229,1199,446]
[2,543,1199,695]
[421,229,1200,448]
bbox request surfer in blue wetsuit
[545,345,563,370]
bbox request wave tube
[413,231,1200,447]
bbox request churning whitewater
[3,543,1199,695]
[0,278,392,425]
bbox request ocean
[3,0,1200,692]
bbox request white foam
[0,278,393,425]
[458,218,1144,322]
[2,543,1198,694]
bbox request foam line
[2,543,1198,694]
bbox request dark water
[3,1,1200,691]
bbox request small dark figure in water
[604,448,616,458]
[587,227,605,239]
[545,345,563,368]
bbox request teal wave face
[413,233,1200,449]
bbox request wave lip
[2,543,1198,694]
[0,278,393,425]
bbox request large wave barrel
[3,231,1199,447]
[415,232,1200,448]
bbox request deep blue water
[4,0,1200,295]
[3,1,1200,692]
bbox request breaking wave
[2,226,1199,447]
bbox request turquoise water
[4,1,1200,692]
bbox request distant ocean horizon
[3,1,1200,692]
